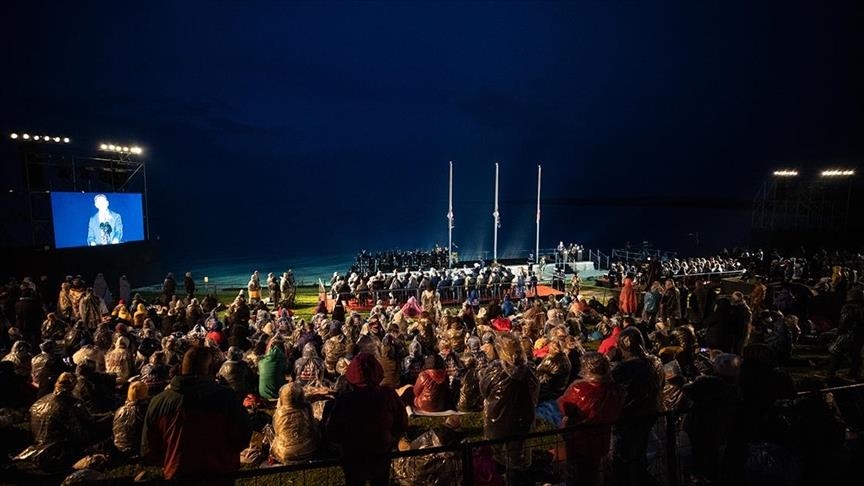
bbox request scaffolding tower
[751,176,853,232]
[19,144,149,248]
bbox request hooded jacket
[142,375,251,480]
[479,360,539,439]
[293,342,325,386]
[113,398,148,454]
[30,388,92,447]
[217,358,256,397]
[380,333,406,387]
[536,351,572,402]
[413,368,450,412]
[618,277,639,315]
[258,344,289,399]
[324,353,408,457]
[270,385,320,462]
[2,341,32,377]
[557,379,625,459]
[401,337,425,385]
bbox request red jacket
[413,369,450,412]
[557,379,624,458]
[142,375,251,481]
[597,327,621,355]
[619,277,638,314]
[325,354,408,457]
[491,317,512,332]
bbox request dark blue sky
[2,1,862,263]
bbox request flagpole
[536,164,541,267]
[493,162,500,264]
[447,161,454,269]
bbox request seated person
[113,381,149,457]
[412,355,450,412]
[270,383,320,463]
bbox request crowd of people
[0,255,861,486]
[351,247,451,275]
[328,263,541,308]
[606,248,864,290]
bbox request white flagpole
[536,164,541,267]
[493,162,500,263]
[447,161,454,269]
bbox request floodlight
[22,134,30,140]
[773,170,798,177]
[821,169,855,177]
[108,144,115,150]
[131,146,142,155]
[63,137,70,143]
[122,146,129,152]
[99,144,108,150]
[10,133,18,139]
[53,137,60,142]
[33,136,40,141]
[43,135,49,141]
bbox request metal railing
[589,248,610,270]
[229,383,864,486]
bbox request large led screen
[50,192,144,249]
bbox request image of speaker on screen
[87,193,124,245]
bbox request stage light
[773,170,798,177]
[63,137,70,143]
[22,134,30,140]
[821,169,855,177]
[10,133,18,139]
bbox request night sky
[2,1,862,265]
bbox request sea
[159,206,753,289]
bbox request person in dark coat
[15,287,43,348]
[610,327,664,486]
[479,333,539,486]
[183,272,195,301]
[142,346,251,484]
[161,273,176,305]
[325,353,408,486]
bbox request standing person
[831,287,864,380]
[87,193,123,246]
[161,273,176,305]
[610,327,664,486]
[118,275,131,308]
[247,271,262,304]
[479,333,539,486]
[659,279,681,329]
[558,352,625,486]
[183,272,195,301]
[325,353,408,486]
[15,287,43,348]
[267,272,280,308]
[142,347,251,484]
[729,291,752,355]
[641,281,662,325]
[618,275,638,316]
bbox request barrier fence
[230,382,864,486]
